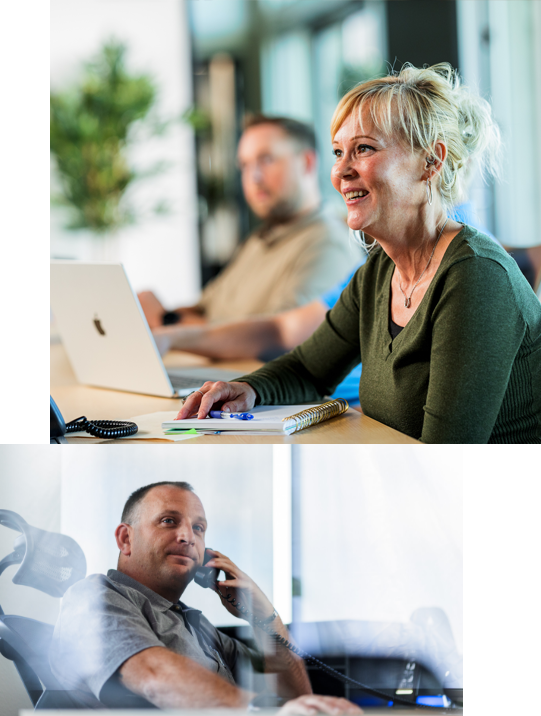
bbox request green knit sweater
[237,226,541,443]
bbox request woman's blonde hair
[331,63,501,213]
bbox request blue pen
[209,411,254,420]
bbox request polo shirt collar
[107,569,202,616]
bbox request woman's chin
[347,221,367,233]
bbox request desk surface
[51,343,419,444]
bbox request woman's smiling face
[331,109,427,238]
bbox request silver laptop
[50,261,240,397]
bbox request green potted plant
[50,40,169,235]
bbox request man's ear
[115,523,132,556]
[303,148,318,174]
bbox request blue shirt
[320,207,500,403]
[321,257,366,402]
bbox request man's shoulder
[299,208,349,243]
[247,208,349,249]
[61,571,146,609]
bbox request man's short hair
[243,113,316,151]
[121,482,195,524]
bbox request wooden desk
[51,343,419,444]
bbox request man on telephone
[50,481,361,714]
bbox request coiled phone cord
[65,416,138,439]
[219,591,456,712]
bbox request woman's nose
[333,156,357,180]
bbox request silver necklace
[397,218,448,308]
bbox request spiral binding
[65,416,138,439]
[217,591,450,711]
[282,398,349,435]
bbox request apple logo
[93,314,106,336]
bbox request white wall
[50,0,201,306]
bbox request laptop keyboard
[167,374,207,390]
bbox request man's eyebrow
[156,510,207,525]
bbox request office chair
[0,510,157,710]
[0,509,88,709]
[0,510,86,709]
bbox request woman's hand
[175,381,258,420]
[280,695,363,716]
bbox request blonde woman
[178,64,541,444]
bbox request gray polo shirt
[49,569,263,705]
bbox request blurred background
[50,0,541,308]
[0,445,461,714]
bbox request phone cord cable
[65,416,138,439]
[220,592,456,712]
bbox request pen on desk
[209,411,254,420]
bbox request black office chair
[0,509,88,709]
[0,510,158,710]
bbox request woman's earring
[426,177,433,206]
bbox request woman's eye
[332,148,342,158]
[356,144,374,154]
[162,518,175,524]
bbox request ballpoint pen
[209,411,254,420]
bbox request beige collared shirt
[197,208,358,321]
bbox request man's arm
[250,612,313,700]
[205,550,312,700]
[119,646,252,709]
[121,649,361,714]
[151,300,327,359]
[138,290,207,329]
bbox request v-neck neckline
[381,224,468,355]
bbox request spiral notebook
[162,399,349,436]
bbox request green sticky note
[163,428,200,435]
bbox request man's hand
[280,695,363,716]
[204,549,274,621]
[138,290,167,329]
[204,550,311,700]
[152,325,179,356]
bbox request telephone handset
[193,549,449,711]
[194,548,220,589]
[50,396,138,442]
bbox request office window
[457,0,541,246]
[261,31,313,122]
